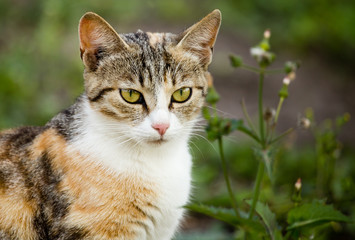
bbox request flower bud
[295,178,302,191]
[264,29,271,39]
[264,107,275,121]
[299,117,311,129]
[283,77,291,86]
[288,71,296,81]
[229,55,243,68]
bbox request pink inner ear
[79,18,104,54]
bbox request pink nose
[152,123,170,136]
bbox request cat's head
[78,10,221,146]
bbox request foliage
[185,30,353,239]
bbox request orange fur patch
[31,129,159,239]
[0,195,37,240]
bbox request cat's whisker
[205,105,236,118]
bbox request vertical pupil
[129,90,133,97]
[180,89,183,96]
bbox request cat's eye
[172,87,192,103]
[120,89,142,103]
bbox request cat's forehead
[102,31,204,89]
[120,30,178,49]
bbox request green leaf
[230,55,243,68]
[236,124,261,143]
[230,119,244,132]
[185,203,265,233]
[205,124,220,141]
[287,202,352,230]
[245,200,282,240]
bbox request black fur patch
[32,152,87,239]
[47,96,85,140]
[7,126,45,149]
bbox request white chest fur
[69,111,192,240]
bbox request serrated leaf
[245,200,282,240]
[185,203,265,233]
[287,202,351,230]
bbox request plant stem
[238,125,261,143]
[218,137,240,217]
[241,98,258,135]
[274,97,285,125]
[241,64,285,75]
[270,128,294,144]
[241,64,262,73]
[258,71,265,147]
[248,161,265,219]
[212,103,218,118]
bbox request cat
[0,9,221,240]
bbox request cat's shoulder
[0,126,47,150]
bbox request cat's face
[79,11,221,146]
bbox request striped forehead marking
[121,31,173,88]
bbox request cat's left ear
[177,9,221,68]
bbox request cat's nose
[152,123,170,136]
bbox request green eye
[172,87,192,103]
[120,89,142,103]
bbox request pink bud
[295,178,302,191]
[264,29,271,39]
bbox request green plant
[303,109,350,200]
[186,30,351,239]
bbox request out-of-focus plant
[304,109,350,200]
[186,30,351,239]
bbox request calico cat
[0,9,221,240]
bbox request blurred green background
[1,0,354,129]
[1,0,354,239]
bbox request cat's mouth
[148,138,168,145]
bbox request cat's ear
[177,9,221,67]
[79,12,129,71]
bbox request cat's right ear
[79,12,129,71]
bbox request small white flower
[250,47,265,58]
[283,77,291,85]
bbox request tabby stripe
[138,72,144,87]
[89,88,115,102]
